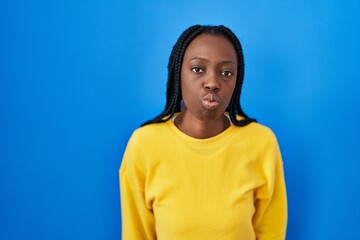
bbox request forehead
[183,33,237,62]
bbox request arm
[119,133,156,240]
[253,135,288,240]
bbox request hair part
[141,24,257,127]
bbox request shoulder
[234,122,284,172]
[248,122,277,141]
[233,115,277,140]
[234,119,278,143]
[127,121,171,148]
[227,121,280,157]
[122,123,169,170]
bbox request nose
[204,72,220,92]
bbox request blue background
[1,0,359,239]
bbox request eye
[221,70,234,77]
[191,67,204,74]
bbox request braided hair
[141,24,256,127]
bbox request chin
[201,109,225,120]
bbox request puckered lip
[201,92,221,110]
[202,92,221,103]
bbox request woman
[119,25,287,239]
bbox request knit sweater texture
[119,117,287,240]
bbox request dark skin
[174,34,237,139]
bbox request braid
[141,25,256,127]
[141,25,203,126]
[215,25,257,126]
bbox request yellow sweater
[119,118,287,240]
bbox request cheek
[181,76,197,98]
[181,84,196,102]
[222,83,236,104]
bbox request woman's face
[180,33,237,120]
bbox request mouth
[201,93,221,110]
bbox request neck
[174,112,230,139]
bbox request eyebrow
[188,57,236,66]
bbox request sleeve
[252,133,288,240]
[119,133,156,240]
